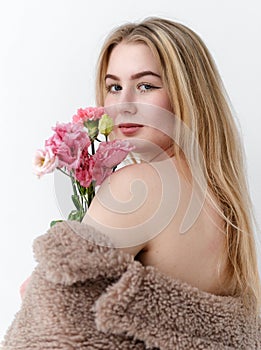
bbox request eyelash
[105,84,121,94]
[105,83,160,94]
[138,83,159,92]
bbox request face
[104,42,175,160]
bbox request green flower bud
[98,114,114,136]
[85,119,99,140]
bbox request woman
[2,17,261,349]
[88,16,261,308]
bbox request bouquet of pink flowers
[33,107,134,225]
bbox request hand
[19,276,31,299]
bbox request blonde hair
[95,17,261,315]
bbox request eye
[137,83,160,93]
[106,84,122,94]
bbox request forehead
[106,42,160,75]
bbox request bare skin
[83,157,229,296]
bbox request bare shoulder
[82,162,163,256]
[83,159,229,294]
[110,161,160,182]
[98,161,162,207]
[108,161,162,194]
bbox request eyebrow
[105,70,161,81]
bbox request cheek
[149,92,172,113]
[104,95,112,107]
[159,95,172,112]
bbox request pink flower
[75,148,95,187]
[45,122,90,170]
[92,140,134,185]
[72,106,105,124]
[33,147,57,177]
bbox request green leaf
[71,194,81,210]
[68,210,78,220]
[50,219,64,227]
[68,210,83,222]
[77,182,87,196]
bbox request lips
[118,123,144,136]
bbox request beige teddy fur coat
[2,221,261,349]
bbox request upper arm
[82,163,163,256]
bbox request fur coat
[2,221,260,349]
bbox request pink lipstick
[118,123,144,136]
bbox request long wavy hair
[95,17,261,315]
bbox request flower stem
[58,168,70,177]
[87,182,95,207]
[91,141,95,155]
[70,173,78,196]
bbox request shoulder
[110,161,160,182]
[107,162,162,195]
[106,157,183,201]
[91,162,163,213]
[83,162,163,256]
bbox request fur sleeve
[1,221,147,350]
[33,220,134,284]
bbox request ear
[33,221,134,285]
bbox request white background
[0,0,260,340]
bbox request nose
[105,102,138,126]
[104,86,138,124]
[107,102,138,127]
[117,101,138,115]
[117,86,138,115]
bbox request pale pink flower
[33,147,57,177]
[45,122,90,170]
[92,140,134,185]
[72,106,105,124]
[75,147,95,187]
